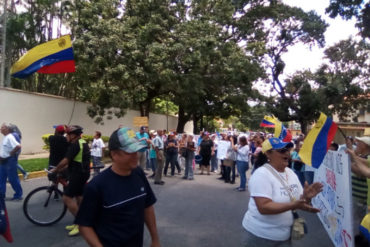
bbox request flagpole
[0,0,7,88]
[337,126,347,139]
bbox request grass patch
[18,157,112,173]
[18,158,49,173]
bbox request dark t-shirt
[65,140,90,172]
[200,139,213,157]
[75,167,157,247]
[165,139,178,154]
[49,135,69,167]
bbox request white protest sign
[217,140,230,160]
[312,150,353,247]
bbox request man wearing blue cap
[75,127,160,247]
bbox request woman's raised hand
[303,181,323,200]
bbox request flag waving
[260,116,277,128]
[260,116,292,142]
[10,35,75,78]
[299,113,338,168]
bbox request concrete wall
[0,88,193,154]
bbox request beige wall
[0,88,193,154]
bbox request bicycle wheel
[23,186,67,226]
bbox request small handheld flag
[10,35,75,78]
[299,113,338,168]
[260,116,292,142]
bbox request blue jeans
[211,150,218,172]
[0,156,23,199]
[236,160,249,189]
[91,156,103,176]
[164,152,179,176]
[17,163,27,176]
[150,158,157,173]
[294,170,305,186]
[185,152,194,179]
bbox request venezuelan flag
[299,113,338,168]
[360,213,370,241]
[260,116,277,128]
[10,35,75,78]
[274,121,292,142]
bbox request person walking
[75,127,160,247]
[50,125,90,236]
[9,124,28,180]
[0,123,23,201]
[90,131,105,176]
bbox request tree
[267,38,369,133]
[326,0,370,38]
[235,1,329,133]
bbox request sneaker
[23,173,29,180]
[68,225,79,236]
[65,224,77,231]
[154,181,165,185]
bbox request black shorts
[64,171,89,197]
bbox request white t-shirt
[236,145,249,162]
[242,164,303,241]
[1,134,20,158]
[91,138,105,157]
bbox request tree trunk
[176,105,190,133]
[299,121,308,135]
[139,100,151,117]
[199,114,204,131]
[193,114,199,134]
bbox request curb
[19,171,47,180]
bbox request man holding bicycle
[50,125,90,237]
[75,127,160,247]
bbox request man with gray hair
[0,123,23,200]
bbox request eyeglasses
[275,148,290,153]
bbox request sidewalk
[19,152,49,160]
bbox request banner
[133,117,148,127]
[312,150,353,247]
[217,140,230,160]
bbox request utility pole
[0,0,7,87]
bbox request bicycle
[23,169,68,226]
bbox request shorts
[64,171,89,197]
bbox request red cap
[55,125,65,133]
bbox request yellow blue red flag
[260,116,292,142]
[10,35,75,78]
[260,116,277,128]
[299,113,338,168]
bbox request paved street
[0,168,333,247]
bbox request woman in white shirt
[232,136,249,191]
[242,138,323,246]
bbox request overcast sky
[282,0,358,75]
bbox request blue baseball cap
[109,127,147,153]
[262,137,293,153]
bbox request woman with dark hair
[233,136,249,191]
[242,138,323,246]
[197,132,214,175]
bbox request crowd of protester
[1,122,369,246]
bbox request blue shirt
[136,132,149,152]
